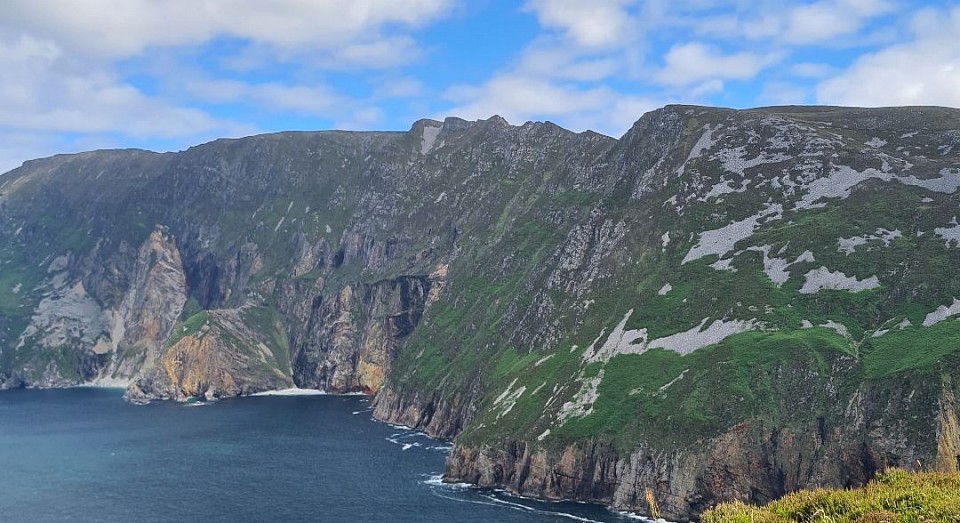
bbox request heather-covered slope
[1,105,960,520]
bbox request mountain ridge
[1,104,960,520]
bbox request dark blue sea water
[0,388,643,522]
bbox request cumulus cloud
[817,6,960,107]
[688,0,895,45]
[781,0,894,44]
[524,0,637,48]
[0,35,240,138]
[656,42,779,86]
[514,44,621,82]
[180,76,387,126]
[0,0,454,171]
[0,0,452,59]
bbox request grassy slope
[450,106,960,453]
[702,469,960,522]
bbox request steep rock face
[107,226,189,378]
[371,381,477,440]
[446,367,960,521]
[285,275,432,393]
[2,105,960,519]
[0,224,188,387]
[125,308,293,402]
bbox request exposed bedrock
[445,371,960,521]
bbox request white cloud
[656,42,778,86]
[0,35,241,138]
[781,0,893,44]
[514,42,621,82]
[687,0,895,45]
[524,0,637,48]
[0,0,454,170]
[817,7,960,107]
[0,0,453,59]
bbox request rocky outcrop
[445,369,960,521]
[288,275,432,394]
[372,383,476,440]
[126,308,293,402]
[0,225,188,388]
[3,105,960,520]
[106,226,189,378]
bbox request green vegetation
[164,310,210,348]
[702,469,960,523]
[862,320,960,378]
[240,306,292,377]
[551,328,843,449]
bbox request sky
[0,0,958,173]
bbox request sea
[0,388,645,522]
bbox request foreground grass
[702,469,960,523]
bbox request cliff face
[1,106,960,519]
[125,307,294,402]
[445,364,960,521]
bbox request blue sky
[0,0,957,172]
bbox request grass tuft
[702,469,960,523]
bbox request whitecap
[250,388,327,396]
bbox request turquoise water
[0,388,641,522]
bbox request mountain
[1,105,960,520]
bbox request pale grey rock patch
[799,267,881,294]
[420,124,442,154]
[838,228,902,255]
[647,317,759,355]
[865,137,888,148]
[47,255,69,273]
[701,179,748,201]
[922,298,960,327]
[494,382,526,420]
[709,258,737,272]
[657,369,689,393]
[17,281,109,352]
[820,320,851,338]
[534,354,554,367]
[897,168,960,194]
[661,231,671,251]
[676,125,718,176]
[658,283,673,296]
[934,218,960,246]
[559,368,604,423]
[714,146,790,176]
[586,309,648,363]
[797,165,891,209]
[683,203,783,264]
[530,382,547,396]
[747,245,785,285]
